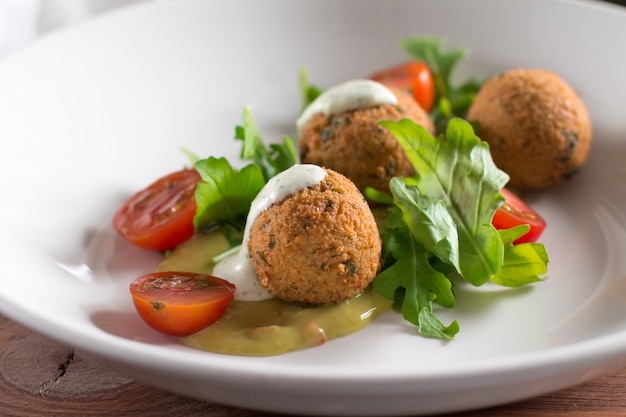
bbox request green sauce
[156,232,230,274]
[159,229,391,356]
[183,289,391,356]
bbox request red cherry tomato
[130,271,236,336]
[113,168,200,251]
[492,188,546,245]
[369,61,435,112]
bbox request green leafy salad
[189,36,549,341]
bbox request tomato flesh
[113,169,200,251]
[492,188,546,244]
[130,271,236,336]
[369,61,435,112]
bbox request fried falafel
[247,166,381,305]
[467,68,592,190]
[299,80,434,195]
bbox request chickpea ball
[466,68,592,190]
[248,168,381,305]
[299,86,434,195]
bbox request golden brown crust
[247,168,381,305]
[299,86,434,194]
[466,68,592,190]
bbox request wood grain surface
[1,315,626,416]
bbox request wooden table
[1,314,626,416]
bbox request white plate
[1,0,626,415]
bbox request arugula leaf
[373,117,549,339]
[181,147,201,165]
[381,118,509,285]
[374,209,459,340]
[299,66,323,111]
[401,36,482,132]
[491,226,548,287]
[193,157,265,231]
[401,36,467,100]
[268,137,298,174]
[235,106,298,182]
[193,106,298,233]
[365,187,394,205]
[389,178,460,273]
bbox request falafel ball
[466,68,592,190]
[299,84,434,195]
[248,167,381,305]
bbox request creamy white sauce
[213,164,328,301]
[296,79,398,136]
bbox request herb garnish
[401,36,483,132]
[193,106,298,232]
[367,118,548,339]
[299,66,323,112]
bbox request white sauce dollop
[295,79,398,136]
[213,164,328,301]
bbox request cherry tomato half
[113,168,200,251]
[130,271,236,336]
[369,61,435,112]
[492,188,546,245]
